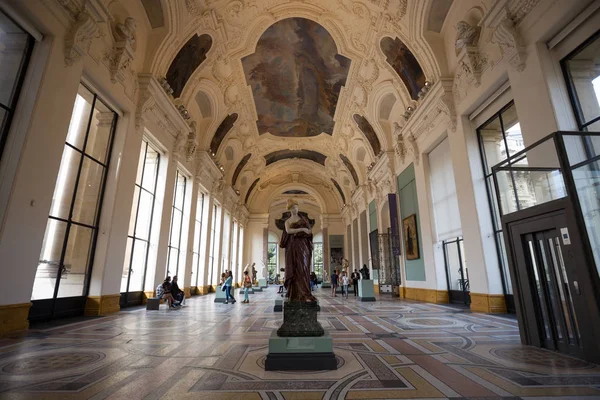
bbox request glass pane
[57,224,93,298]
[120,237,133,292]
[142,146,159,192]
[584,118,600,132]
[537,239,563,340]
[32,219,67,300]
[192,252,199,286]
[135,142,146,186]
[572,160,600,276]
[479,115,508,174]
[128,239,147,292]
[564,38,600,125]
[445,241,465,291]
[497,232,513,294]
[553,238,581,341]
[128,186,140,236]
[486,177,502,229]
[0,12,30,106]
[193,220,201,253]
[170,209,182,248]
[563,134,600,166]
[65,86,94,150]
[500,104,524,157]
[49,146,82,219]
[135,189,154,240]
[72,157,105,226]
[175,173,186,210]
[528,240,551,340]
[167,247,179,277]
[548,238,576,343]
[495,170,518,215]
[85,100,114,163]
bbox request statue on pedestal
[360,264,370,280]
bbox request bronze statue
[279,199,317,302]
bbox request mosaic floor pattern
[1,288,599,399]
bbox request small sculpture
[360,264,370,280]
[116,17,137,47]
[455,21,480,53]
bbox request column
[0,39,82,332]
[199,194,214,294]
[215,203,225,282]
[182,180,199,298]
[450,115,506,312]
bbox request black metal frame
[120,139,160,307]
[492,130,600,363]
[30,84,117,321]
[192,192,205,288]
[560,28,600,136]
[166,170,187,278]
[0,11,34,165]
[442,236,470,305]
[476,101,519,312]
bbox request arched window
[267,231,279,280]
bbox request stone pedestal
[321,282,331,288]
[239,287,254,295]
[252,285,263,292]
[274,298,283,312]
[214,286,227,303]
[358,280,376,302]
[265,330,336,371]
[258,278,267,288]
[277,301,323,337]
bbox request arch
[210,113,238,155]
[232,153,252,186]
[339,154,359,186]
[195,90,212,118]
[166,33,213,98]
[264,183,330,213]
[224,146,234,161]
[379,93,396,120]
[353,114,382,155]
[331,178,346,205]
[264,149,327,167]
[380,36,426,101]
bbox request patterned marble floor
[1,288,599,400]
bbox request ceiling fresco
[353,114,382,155]
[331,179,346,204]
[242,18,351,137]
[166,34,212,98]
[339,154,359,186]
[245,178,260,204]
[264,149,327,166]
[380,37,425,100]
[283,190,308,194]
[232,153,252,186]
[210,113,238,154]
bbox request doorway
[508,209,599,363]
[443,237,470,305]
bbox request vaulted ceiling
[139,0,452,213]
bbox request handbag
[221,285,226,291]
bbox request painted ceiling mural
[242,18,351,137]
[264,149,327,166]
[166,34,212,98]
[232,153,252,186]
[210,113,238,154]
[331,179,346,204]
[353,114,382,155]
[283,190,308,194]
[339,154,359,186]
[380,37,425,101]
[245,178,260,204]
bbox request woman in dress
[279,199,317,302]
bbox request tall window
[208,204,220,285]
[192,192,205,287]
[231,220,238,280]
[238,226,244,282]
[0,10,34,164]
[167,170,187,277]
[313,242,324,279]
[32,84,117,300]
[562,30,600,133]
[477,102,524,306]
[121,140,160,294]
[222,211,231,274]
[267,242,277,279]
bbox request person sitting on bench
[156,276,179,308]
[171,275,185,305]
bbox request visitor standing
[243,270,252,303]
[352,269,360,296]
[341,271,350,298]
[331,269,339,297]
[224,271,236,304]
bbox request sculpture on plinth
[265,199,335,371]
[360,264,370,280]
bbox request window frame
[166,170,187,278]
[192,192,205,287]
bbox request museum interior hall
[1,0,600,398]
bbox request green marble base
[214,286,227,303]
[277,301,324,337]
[265,330,337,371]
[239,287,254,295]
[258,278,267,288]
[252,286,263,292]
[358,280,376,302]
[321,282,331,288]
[274,298,283,312]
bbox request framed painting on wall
[403,214,420,260]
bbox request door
[443,237,470,305]
[509,210,598,362]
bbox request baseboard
[0,302,32,334]
[402,287,449,304]
[470,293,507,313]
[85,295,120,316]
